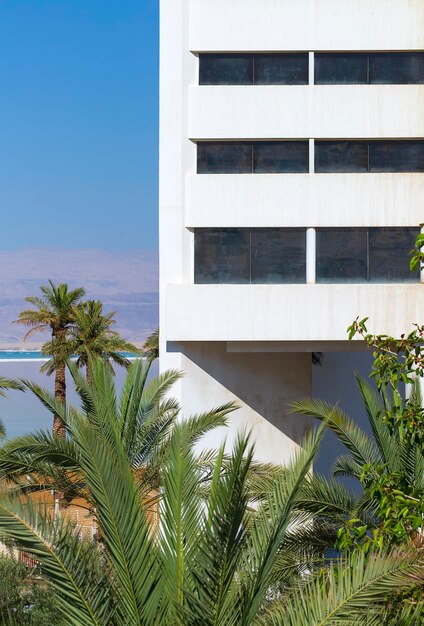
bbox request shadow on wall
[175,342,313,462]
[312,351,374,487]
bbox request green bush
[0,553,65,626]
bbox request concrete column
[306,228,316,284]
[308,51,314,85]
[309,138,314,174]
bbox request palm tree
[143,327,159,362]
[0,358,236,504]
[291,374,424,542]
[70,300,140,383]
[15,280,85,437]
[0,402,421,625]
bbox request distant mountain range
[0,248,158,346]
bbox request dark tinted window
[195,229,250,283]
[369,141,424,172]
[315,141,368,173]
[198,142,309,174]
[253,142,309,173]
[195,228,418,284]
[317,228,419,283]
[254,53,308,84]
[197,142,252,174]
[315,53,368,84]
[317,229,367,283]
[251,229,306,283]
[199,54,253,85]
[369,228,419,282]
[369,52,424,84]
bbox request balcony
[166,283,424,342]
[185,172,424,228]
[188,85,424,140]
[189,0,424,52]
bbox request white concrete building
[159,0,424,464]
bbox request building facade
[159,0,424,464]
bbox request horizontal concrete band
[185,173,424,228]
[166,283,424,342]
[189,0,424,51]
[188,86,424,140]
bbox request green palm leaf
[238,426,324,625]
[354,374,399,472]
[0,497,112,625]
[291,398,381,470]
[185,434,253,626]
[262,550,424,626]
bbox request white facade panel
[185,173,424,228]
[166,284,424,342]
[161,0,424,465]
[189,0,424,52]
[188,86,424,140]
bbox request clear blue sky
[0,0,158,251]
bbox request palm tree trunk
[86,361,92,385]
[53,362,66,438]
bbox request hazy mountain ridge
[0,248,159,345]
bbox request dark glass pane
[369,228,419,282]
[315,53,368,84]
[315,141,368,173]
[197,142,252,174]
[370,52,424,84]
[317,229,367,282]
[199,54,253,85]
[369,141,424,173]
[254,53,308,85]
[194,229,250,284]
[253,142,309,173]
[251,229,306,283]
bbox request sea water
[0,351,138,362]
[0,353,158,439]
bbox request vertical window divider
[252,55,255,85]
[367,54,370,84]
[251,143,254,173]
[367,143,370,173]
[306,228,316,284]
[189,228,195,285]
[366,229,370,282]
[309,139,314,174]
[249,229,252,284]
[309,51,314,85]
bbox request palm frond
[238,426,324,625]
[181,401,238,446]
[0,430,80,482]
[261,549,424,626]
[69,410,162,623]
[159,424,203,622]
[355,374,399,471]
[0,377,25,396]
[185,434,253,626]
[291,398,381,471]
[295,474,362,522]
[20,380,69,428]
[331,453,364,479]
[119,367,182,461]
[0,496,112,625]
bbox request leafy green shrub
[0,553,65,626]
